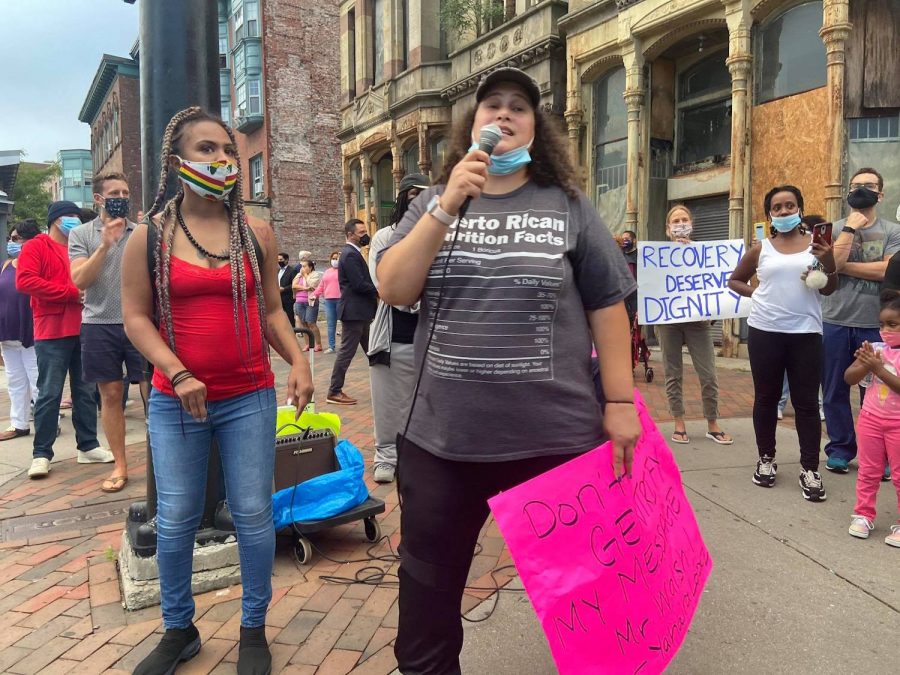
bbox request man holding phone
[821,168,900,474]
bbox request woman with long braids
[122,107,313,675]
[377,67,640,673]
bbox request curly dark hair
[437,106,580,199]
[881,288,900,312]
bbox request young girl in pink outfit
[844,290,900,547]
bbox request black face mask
[278,261,287,268]
[358,233,371,247]
[847,187,879,210]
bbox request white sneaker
[28,457,50,478]
[777,409,784,420]
[848,515,874,539]
[324,348,335,354]
[886,525,900,548]
[819,409,825,421]
[373,463,396,484]
[77,447,115,464]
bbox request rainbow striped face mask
[176,157,238,201]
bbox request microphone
[458,123,503,220]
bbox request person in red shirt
[16,201,110,479]
[121,107,313,675]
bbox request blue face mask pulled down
[771,213,801,233]
[468,141,533,176]
[6,241,22,258]
[58,216,80,237]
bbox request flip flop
[671,430,690,444]
[101,475,128,493]
[706,431,734,445]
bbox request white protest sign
[637,240,749,325]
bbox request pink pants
[853,409,900,522]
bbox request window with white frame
[248,78,261,115]
[250,154,264,196]
[592,67,628,196]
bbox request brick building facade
[79,55,143,220]
[220,0,344,264]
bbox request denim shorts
[295,301,320,323]
[81,323,146,383]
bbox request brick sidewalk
[0,349,755,674]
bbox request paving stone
[7,635,78,675]
[61,598,92,618]
[335,614,382,652]
[0,646,31,672]
[109,618,160,646]
[300,582,346,613]
[357,587,397,618]
[361,627,396,661]
[13,614,79,650]
[319,597,364,631]
[290,624,343,666]
[274,609,325,646]
[349,645,398,675]
[177,637,233,674]
[18,597,80,628]
[74,642,132,675]
[318,648,363,675]
[61,626,124,661]
[265,592,308,628]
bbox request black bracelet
[606,400,635,405]
[170,370,194,387]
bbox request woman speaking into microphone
[377,67,640,673]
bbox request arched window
[592,67,627,199]
[430,136,447,181]
[403,144,419,175]
[350,161,363,210]
[757,1,826,103]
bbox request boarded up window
[845,0,900,116]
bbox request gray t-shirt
[68,218,136,324]
[821,217,900,328]
[383,183,636,462]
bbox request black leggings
[394,438,579,675]
[747,327,823,471]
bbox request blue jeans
[822,322,880,462]
[323,298,338,350]
[33,336,99,460]
[149,387,276,629]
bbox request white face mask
[331,259,339,268]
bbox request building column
[820,0,852,223]
[391,138,404,191]
[622,43,646,234]
[564,55,584,163]
[723,1,753,358]
[725,1,752,240]
[342,157,353,222]
[417,123,432,177]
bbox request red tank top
[151,254,274,400]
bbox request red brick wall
[90,74,143,221]
[263,0,344,264]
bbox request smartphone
[812,222,833,246]
[753,222,766,241]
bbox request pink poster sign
[488,391,712,675]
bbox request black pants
[281,294,296,327]
[748,326,823,470]
[327,319,369,396]
[394,438,577,675]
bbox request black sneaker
[134,623,201,675]
[799,469,827,502]
[753,456,777,487]
[238,625,272,675]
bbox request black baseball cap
[475,67,541,109]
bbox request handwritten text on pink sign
[489,393,712,675]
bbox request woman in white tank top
[729,185,838,503]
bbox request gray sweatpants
[370,343,417,467]
[655,321,719,420]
